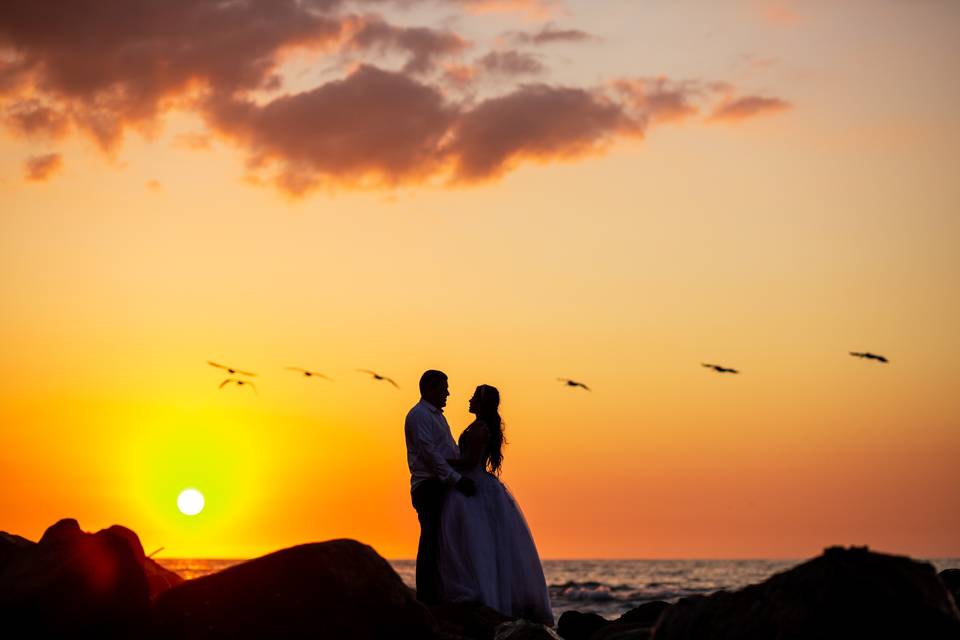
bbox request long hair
[475,384,506,476]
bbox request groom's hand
[454,477,476,497]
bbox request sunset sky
[1,0,958,560]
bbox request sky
[1,0,958,560]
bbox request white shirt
[405,399,461,491]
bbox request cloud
[4,99,69,138]
[503,24,595,46]
[146,179,163,191]
[205,65,457,193]
[0,0,346,149]
[476,50,545,76]
[1,0,793,196]
[614,78,702,124]
[758,1,802,26]
[23,152,62,181]
[448,84,638,182]
[709,95,791,122]
[345,15,469,74]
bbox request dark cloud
[709,95,791,122]
[346,15,468,74]
[448,84,638,182]
[23,152,62,181]
[476,50,545,76]
[205,65,457,193]
[0,0,792,195]
[0,0,346,149]
[503,24,595,46]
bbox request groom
[405,369,476,604]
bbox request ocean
[158,557,960,620]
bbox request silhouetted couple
[404,370,553,625]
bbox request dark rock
[941,569,960,605]
[152,538,436,639]
[652,546,960,640]
[557,609,608,640]
[432,601,514,640]
[591,625,652,640]
[616,601,670,627]
[99,524,183,599]
[494,619,563,640]
[0,530,35,572]
[0,518,151,638]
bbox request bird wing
[702,363,717,369]
[876,355,888,363]
[728,369,740,374]
[579,383,591,391]
[385,377,399,388]
[557,377,571,382]
[357,369,377,376]
[219,378,233,389]
[235,368,257,377]
[246,381,258,393]
[286,366,307,373]
[209,361,229,370]
[849,352,865,358]
[318,374,333,381]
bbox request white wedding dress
[438,422,554,626]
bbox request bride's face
[468,392,479,414]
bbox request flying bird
[702,363,739,374]
[557,378,590,391]
[849,351,889,363]
[357,369,399,388]
[287,367,332,380]
[219,378,257,393]
[208,361,257,376]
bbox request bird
[208,361,257,376]
[286,367,332,380]
[557,378,590,391]
[849,351,889,363]
[357,369,399,388]
[702,363,739,374]
[219,378,257,393]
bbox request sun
[177,488,205,516]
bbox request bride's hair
[475,384,506,476]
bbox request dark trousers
[411,478,446,605]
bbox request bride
[439,384,554,625]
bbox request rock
[577,601,671,640]
[652,546,960,640]
[615,601,670,627]
[98,525,183,600]
[591,625,653,640]
[152,539,436,639]
[432,601,515,640]
[941,569,960,605]
[0,530,34,572]
[556,610,609,640]
[494,619,563,640]
[0,518,151,638]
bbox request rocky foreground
[2,520,959,639]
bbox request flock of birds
[208,351,888,395]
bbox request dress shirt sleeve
[411,410,461,486]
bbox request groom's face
[424,379,449,410]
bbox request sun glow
[177,489,205,516]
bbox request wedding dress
[437,421,554,625]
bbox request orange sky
[2,0,959,559]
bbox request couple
[404,370,553,626]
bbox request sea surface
[158,557,960,620]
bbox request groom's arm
[408,412,461,486]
